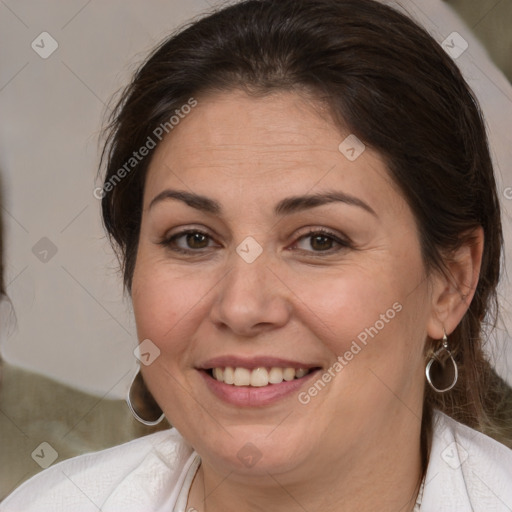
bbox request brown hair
[99,0,508,471]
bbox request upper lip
[197,356,321,370]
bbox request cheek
[292,270,427,439]
[131,247,212,341]
[293,251,428,390]
[130,256,205,408]
[298,263,418,344]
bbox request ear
[426,226,484,339]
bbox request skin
[131,89,483,512]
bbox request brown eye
[293,229,351,254]
[159,229,215,254]
[310,234,334,251]
[184,232,209,249]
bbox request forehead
[144,89,400,216]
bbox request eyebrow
[149,189,377,217]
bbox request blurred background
[0,0,511,499]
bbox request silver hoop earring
[126,367,165,426]
[425,330,458,393]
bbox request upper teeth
[211,367,310,387]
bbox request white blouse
[1,410,511,512]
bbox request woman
[2,0,511,510]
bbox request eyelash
[158,228,352,256]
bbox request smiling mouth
[206,367,320,387]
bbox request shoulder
[0,427,195,512]
[421,409,512,512]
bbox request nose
[208,245,292,337]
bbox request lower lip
[198,369,321,407]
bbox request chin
[192,425,314,477]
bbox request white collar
[421,410,512,511]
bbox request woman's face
[132,89,434,479]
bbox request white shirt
[1,410,511,511]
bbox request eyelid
[294,226,347,240]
